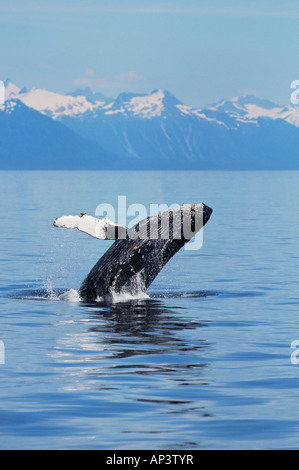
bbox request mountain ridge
[1,80,299,170]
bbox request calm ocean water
[0,170,299,450]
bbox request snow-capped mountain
[203,95,299,128]
[2,79,299,169]
[5,82,194,120]
[6,79,299,126]
[5,81,108,120]
[0,87,118,169]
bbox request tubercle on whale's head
[185,202,213,226]
[199,202,213,225]
[179,202,213,241]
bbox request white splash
[99,270,149,303]
[43,276,81,302]
[58,289,82,302]
[104,289,149,303]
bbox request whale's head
[127,202,212,243]
[189,202,213,229]
[161,202,213,242]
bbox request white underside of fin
[53,214,125,240]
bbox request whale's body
[54,203,212,302]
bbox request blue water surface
[0,170,299,450]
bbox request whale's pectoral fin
[53,214,127,240]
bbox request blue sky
[1,0,299,106]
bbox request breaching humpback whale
[54,203,212,302]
